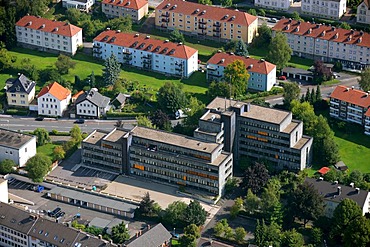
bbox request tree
[0,48,13,72]
[162,201,187,227]
[348,170,364,187]
[55,54,76,75]
[90,71,96,88]
[230,197,244,218]
[0,159,15,174]
[304,88,311,102]
[259,9,266,16]
[214,220,226,236]
[169,29,185,44]
[150,110,171,131]
[184,200,207,226]
[157,82,188,114]
[315,85,322,102]
[66,8,83,25]
[182,97,205,132]
[281,229,305,247]
[111,222,130,244]
[221,0,232,7]
[248,9,257,16]
[266,32,292,70]
[103,54,121,86]
[2,7,17,48]
[198,0,212,4]
[207,81,231,99]
[292,11,303,21]
[339,22,351,30]
[283,82,300,107]
[358,68,370,92]
[243,162,269,194]
[25,154,52,183]
[235,227,246,243]
[343,216,370,247]
[179,234,196,247]
[310,88,315,104]
[138,192,156,216]
[108,16,132,32]
[234,40,249,57]
[136,116,156,129]
[184,224,200,239]
[252,23,272,48]
[224,226,234,239]
[33,128,51,146]
[254,219,282,247]
[224,59,250,97]
[70,125,83,144]
[53,146,65,161]
[244,189,260,214]
[313,60,332,83]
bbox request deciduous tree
[103,54,121,86]
[252,23,272,48]
[70,125,83,144]
[283,82,300,107]
[0,48,13,72]
[136,116,156,129]
[108,16,132,33]
[55,54,76,75]
[26,154,51,183]
[244,189,260,214]
[53,146,65,161]
[184,200,207,226]
[198,0,212,4]
[150,110,171,131]
[343,216,370,247]
[138,192,156,216]
[359,68,370,92]
[248,9,257,16]
[33,128,51,146]
[313,60,332,83]
[224,59,250,97]
[243,162,269,193]
[157,82,188,114]
[235,227,247,243]
[184,224,200,239]
[281,229,304,247]
[266,32,292,70]
[162,201,187,227]
[169,29,185,44]
[0,159,15,174]
[221,0,232,7]
[230,197,244,218]
[207,81,231,99]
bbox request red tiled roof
[330,85,370,108]
[156,0,257,26]
[38,82,71,101]
[207,52,276,74]
[93,30,198,59]
[16,15,82,37]
[364,0,370,8]
[318,166,330,175]
[365,108,370,117]
[72,90,84,99]
[272,18,370,48]
[102,0,148,10]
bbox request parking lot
[8,179,34,190]
[73,167,117,181]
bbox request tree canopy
[243,162,270,193]
[266,32,292,70]
[224,59,250,97]
[198,0,212,4]
[26,154,52,183]
[283,82,300,107]
[359,68,370,92]
[252,23,272,48]
[33,128,51,146]
[184,200,207,226]
[234,40,249,57]
[207,81,231,99]
[0,159,15,174]
[103,54,121,86]
[138,192,156,216]
[111,222,130,244]
[169,29,185,44]
[55,54,76,75]
[150,110,171,131]
[162,201,187,227]
[220,0,232,7]
[157,82,188,114]
[136,115,156,129]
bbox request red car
[278,75,287,80]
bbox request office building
[16,15,83,55]
[254,0,293,10]
[357,0,370,24]
[301,0,346,19]
[6,74,36,108]
[93,30,198,78]
[155,0,258,43]
[102,0,149,22]
[37,82,71,117]
[206,52,276,91]
[272,18,370,70]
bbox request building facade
[6,74,35,108]
[272,18,370,70]
[0,129,36,167]
[102,0,148,22]
[301,0,346,19]
[62,0,95,12]
[365,109,370,135]
[93,30,198,78]
[75,88,111,118]
[206,52,277,91]
[0,179,8,204]
[125,223,171,247]
[357,0,370,24]
[254,0,293,11]
[37,82,71,117]
[155,0,258,44]
[329,85,370,135]
[16,15,83,55]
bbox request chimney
[356,187,360,194]
[352,86,355,90]
[139,230,142,236]
[337,186,341,195]
[319,177,324,181]
[246,103,251,112]
[350,182,355,188]
[98,234,102,239]
[334,180,338,184]
[147,224,150,229]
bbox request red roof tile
[102,0,148,10]
[330,85,370,108]
[38,82,71,101]
[156,0,257,26]
[364,0,370,8]
[16,15,82,37]
[207,52,276,74]
[318,166,330,175]
[93,30,198,59]
[272,18,370,48]
[72,90,84,100]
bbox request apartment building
[75,88,111,118]
[155,0,258,44]
[37,82,71,117]
[5,74,35,108]
[254,0,293,11]
[329,85,370,134]
[206,52,276,91]
[272,18,370,70]
[357,0,370,24]
[16,15,83,55]
[93,30,198,78]
[125,224,171,247]
[195,97,313,171]
[301,0,346,19]
[102,0,148,22]
[62,0,95,12]
[365,109,370,135]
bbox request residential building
[111,93,128,109]
[365,109,370,135]
[102,0,148,23]
[357,0,370,24]
[82,127,233,197]
[155,0,258,44]
[272,18,370,70]
[0,128,36,167]
[124,223,171,247]
[306,177,370,217]
[0,179,8,204]
[93,30,198,78]
[75,88,111,118]
[254,0,293,11]
[301,0,346,19]
[37,82,71,117]
[206,52,276,91]
[5,74,36,108]
[195,97,313,171]
[329,85,370,134]
[62,0,95,12]
[16,15,83,55]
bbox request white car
[268,18,278,23]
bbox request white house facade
[365,109,370,135]
[6,74,36,108]
[75,89,111,118]
[102,0,149,23]
[254,0,293,11]
[37,82,71,117]
[93,30,198,78]
[301,0,346,19]
[62,0,95,12]
[16,15,83,55]
[357,0,370,24]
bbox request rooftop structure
[124,223,171,247]
[37,82,71,101]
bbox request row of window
[10,94,25,98]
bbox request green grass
[37,143,60,161]
[171,239,180,246]
[322,79,340,86]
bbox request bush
[49,130,70,136]
[6,109,28,116]
[106,112,145,118]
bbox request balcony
[123,55,132,61]
[175,67,183,72]
[198,32,207,36]
[143,60,152,65]
[93,43,102,49]
[161,13,170,17]
[199,20,207,24]
[142,54,152,59]
[93,50,102,54]
[213,23,221,27]
[160,24,168,28]
[213,33,221,37]
[123,50,131,55]
[208,73,222,78]
[198,25,207,30]
[213,27,221,32]
[206,66,216,71]
[162,18,170,23]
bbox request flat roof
[282,67,314,76]
[83,130,110,145]
[241,105,291,125]
[206,97,239,112]
[282,120,301,134]
[48,187,137,213]
[104,128,128,143]
[0,128,35,149]
[200,111,222,123]
[293,135,312,149]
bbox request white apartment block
[62,0,95,12]
[16,15,83,55]
[272,18,370,70]
[301,0,346,19]
[102,0,149,22]
[0,129,36,167]
[93,30,198,78]
[330,85,370,135]
[254,0,293,11]
[357,0,370,24]
[37,82,71,117]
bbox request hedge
[6,109,28,116]
[106,112,145,118]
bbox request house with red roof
[155,0,258,44]
[206,52,277,91]
[37,82,71,117]
[102,0,148,23]
[272,18,370,70]
[16,15,83,55]
[357,0,370,24]
[93,30,198,78]
[330,85,370,135]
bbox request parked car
[278,75,287,80]
[74,119,85,124]
[268,18,278,23]
[55,211,65,218]
[35,117,44,121]
[48,207,61,217]
[7,177,15,183]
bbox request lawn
[37,143,60,161]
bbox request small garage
[282,67,314,81]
